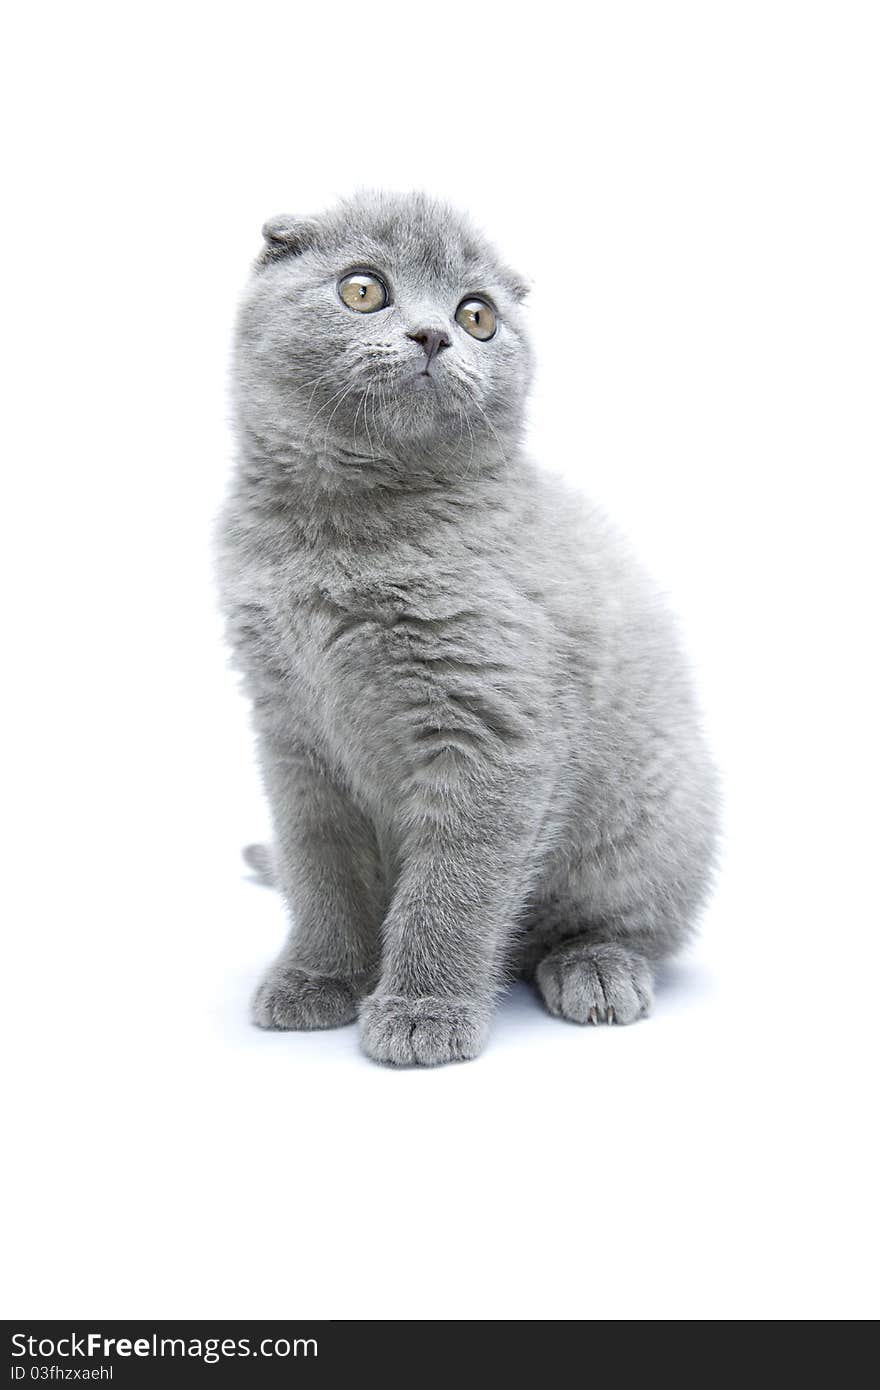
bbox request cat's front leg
[359,770,543,1066]
[252,734,385,1030]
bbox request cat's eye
[338,271,388,313]
[455,297,497,341]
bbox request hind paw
[536,941,654,1026]
[251,966,366,1030]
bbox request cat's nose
[407,327,452,365]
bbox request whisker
[362,383,378,460]
[301,378,356,448]
[470,397,508,468]
[463,406,478,481]
[321,382,357,456]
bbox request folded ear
[502,266,531,302]
[258,214,320,264]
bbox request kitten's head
[235,191,532,477]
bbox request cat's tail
[242,842,277,888]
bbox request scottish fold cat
[217,191,719,1066]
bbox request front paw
[251,965,365,1030]
[358,993,489,1066]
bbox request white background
[3,1,878,1321]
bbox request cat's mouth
[385,360,462,416]
[411,369,438,390]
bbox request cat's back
[509,466,663,645]
[516,466,709,751]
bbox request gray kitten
[217,190,719,1066]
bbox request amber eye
[338,271,388,313]
[455,297,497,341]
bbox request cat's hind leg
[534,935,655,1025]
[519,880,676,1027]
[525,787,716,1026]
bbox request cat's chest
[275,564,485,779]
[288,565,475,672]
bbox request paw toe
[536,942,653,1027]
[359,995,488,1066]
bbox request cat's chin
[393,372,450,424]
[364,370,469,446]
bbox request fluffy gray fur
[217,191,719,1066]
